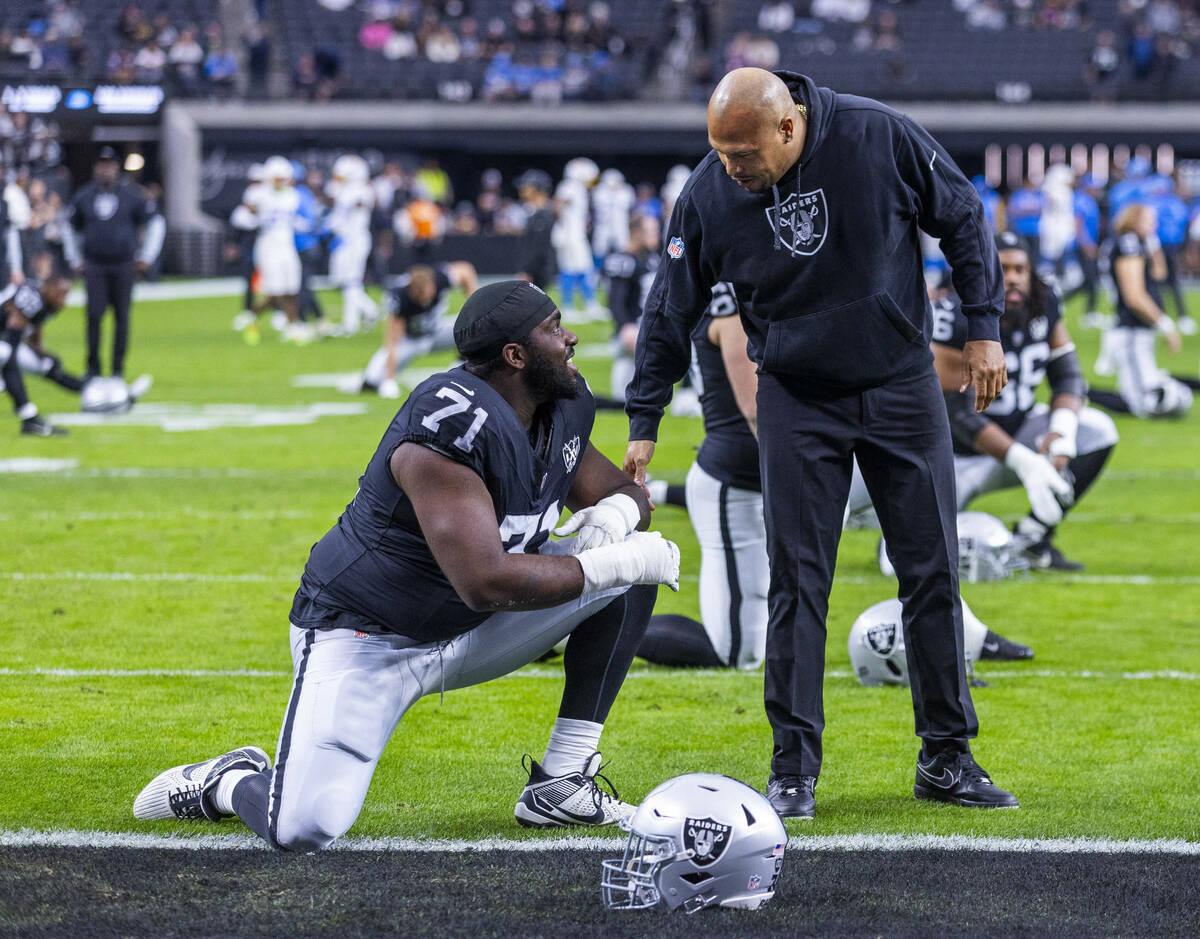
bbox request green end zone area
[1,285,1198,929]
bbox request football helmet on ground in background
[848,597,988,687]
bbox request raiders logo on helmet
[683,817,731,867]
[865,621,898,656]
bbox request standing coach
[64,146,165,380]
[624,68,1018,818]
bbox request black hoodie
[627,71,1002,441]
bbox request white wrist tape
[576,531,680,593]
[599,493,641,535]
[1157,316,1179,337]
[1048,408,1078,458]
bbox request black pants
[298,246,325,322]
[757,367,977,777]
[84,259,136,377]
[1162,243,1191,322]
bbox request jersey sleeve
[1115,232,1143,259]
[387,275,412,317]
[434,268,452,294]
[705,282,739,319]
[393,380,492,479]
[930,297,968,350]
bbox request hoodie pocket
[761,292,924,390]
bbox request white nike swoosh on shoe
[983,641,1000,653]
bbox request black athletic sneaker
[914,750,1018,808]
[980,629,1034,661]
[21,415,67,437]
[766,773,816,819]
[1018,532,1084,571]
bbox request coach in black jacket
[624,68,1018,817]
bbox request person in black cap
[514,169,556,289]
[132,280,680,849]
[63,146,165,379]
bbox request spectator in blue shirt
[971,175,1003,232]
[1007,181,1043,260]
[1151,177,1194,332]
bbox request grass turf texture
[1,286,1198,848]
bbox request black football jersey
[933,284,1061,451]
[1108,232,1161,330]
[290,365,595,640]
[603,249,659,330]
[387,267,453,338]
[693,282,761,492]
[69,180,156,263]
[0,282,49,334]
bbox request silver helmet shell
[848,597,988,687]
[602,773,786,914]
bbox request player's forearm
[972,421,1015,462]
[459,554,585,612]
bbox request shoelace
[168,783,205,818]
[956,755,992,785]
[584,759,623,812]
[774,774,813,795]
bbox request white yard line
[0,509,317,523]
[0,828,1196,854]
[1,666,1195,681]
[1,572,291,583]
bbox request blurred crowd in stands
[1,0,1193,102]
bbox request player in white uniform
[660,164,691,225]
[237,156,308,344]
[1038,165,1076,279]
[326,154,379,335]
[591,168,635,261]
[553,157,603,321]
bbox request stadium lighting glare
[125,153,146,173]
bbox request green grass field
[2,284,1198,846]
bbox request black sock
[47,357,87,392]
[664,484,687,508]
[1087,390,1130,414]
[637,614,726,667]
[559,584,657,723]
[231,770,274,845]
[1066,445,1114,505]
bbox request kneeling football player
[134,282,680,849]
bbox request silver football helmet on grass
[957,511,1030,582]
[602,773,786,914]
[848,597,987,687]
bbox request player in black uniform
[133,281,681,849]
[0,276,72,436]
[353,261,478,398]
[1090,204,1191,418]
[63,146,164,379]
[931,232,1118,568]
[603,215,661,403]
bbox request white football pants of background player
[270,541,629,851]
[361,315,457,392]
[684,463,769,670]
[330,231,378,334]
[845,403,1120,514]
[1109,327,1193,418]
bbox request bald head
[707,68,805,193]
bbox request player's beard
[525,345,580,402]
[1001,290,1030,330]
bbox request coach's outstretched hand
[576,531,680,593]
[961,339,1008,412]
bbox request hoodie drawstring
[770,162,803,252]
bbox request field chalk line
[1,666,1195,681]
[0,829,1196,855]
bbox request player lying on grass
[134,281,680,849]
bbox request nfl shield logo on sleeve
[667,236,685,259]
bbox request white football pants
[684,463,769,669]
[362,317,457,386]
[845,404,1119,515]
[1110,326,1194,418]
[267,559,627,851]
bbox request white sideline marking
[2,666,1195,682]
[835,574,1200,586]
[0,458,79,474]
[0,829,1196,855]
[49,402,367,432]
[23,467,347,479]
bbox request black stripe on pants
[266,629,315,849]
[718,483,744,668]
[84,260,135,376]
